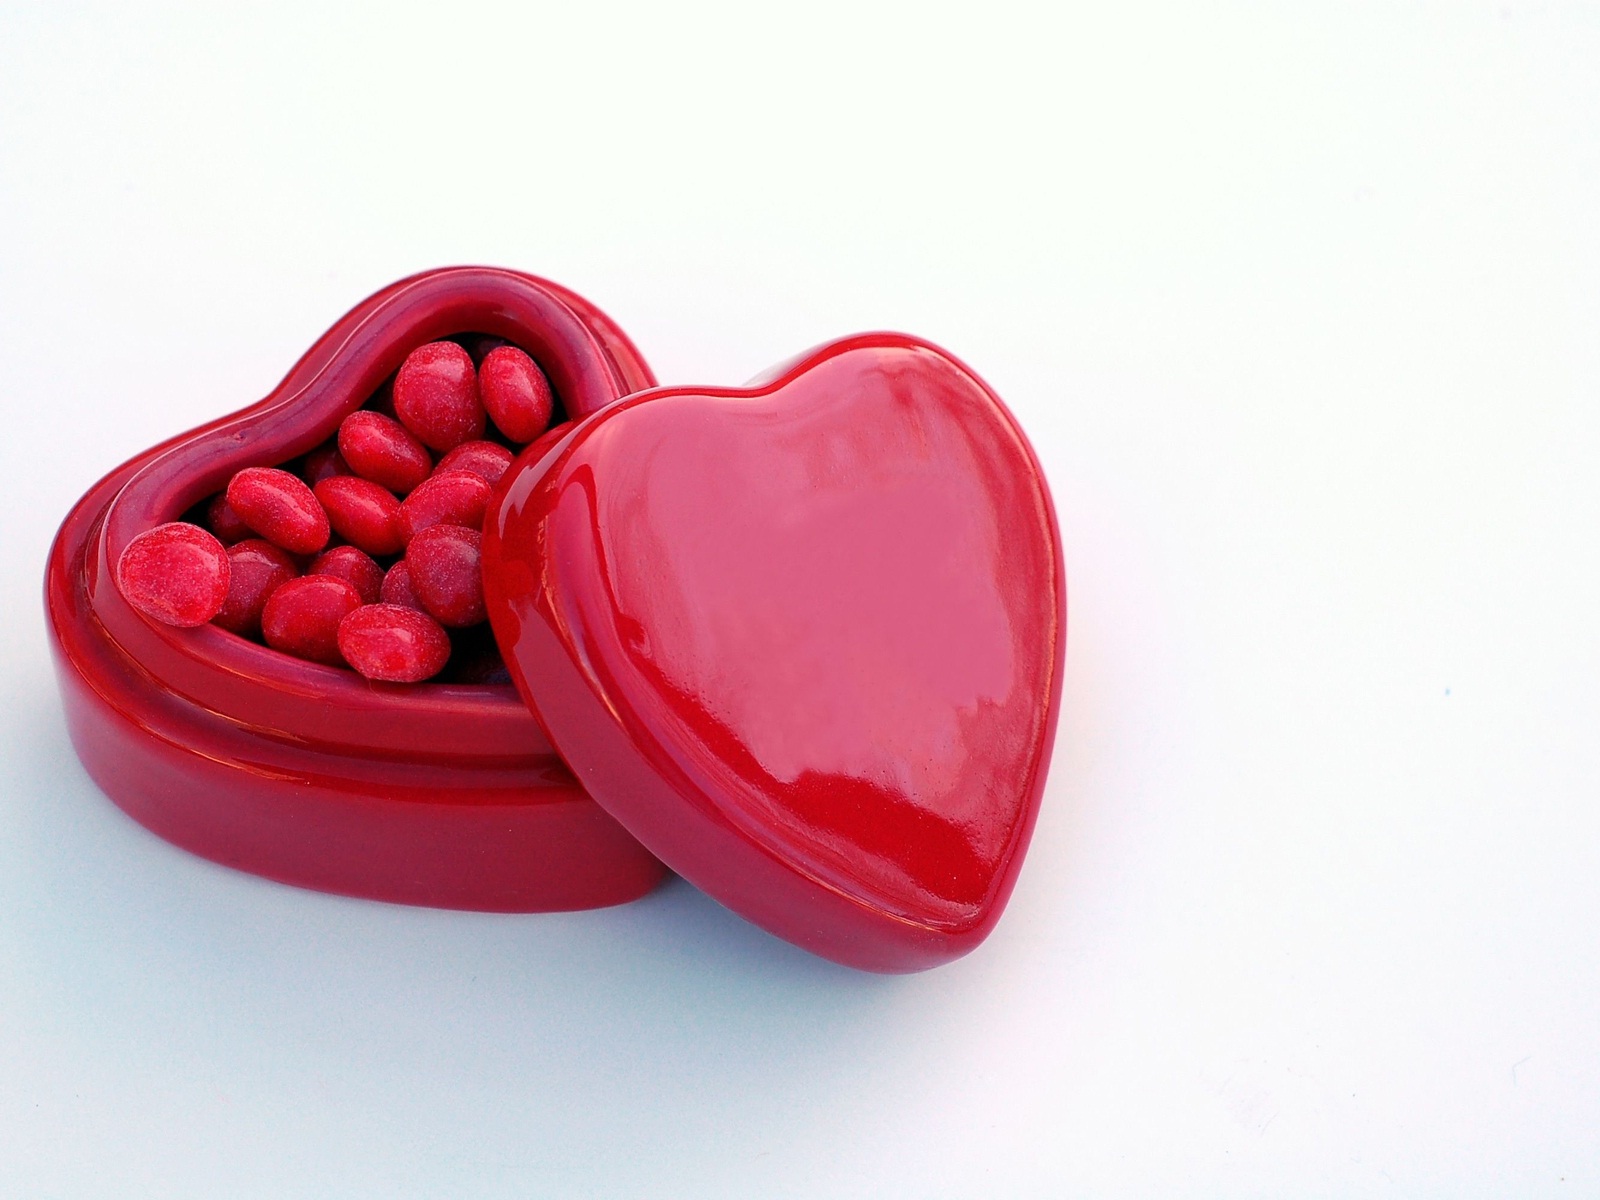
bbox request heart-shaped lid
[482,334,1066,972]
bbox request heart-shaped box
[484,334,1066,971]
[47,269,1065,970]
[45,268,668,912]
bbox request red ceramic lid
[482,333,1067,972]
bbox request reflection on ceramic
[45,267,667,912]
[486,334,1065,971]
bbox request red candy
[301,443,350,487]
[125,335,552,680]
[116,521,232,628]
[308,545,384,604]
[226,467,330,556]
[337,410,432,495]
[406,525,486,627]
[437,440,514,485]
[379,560,424,611]
[478,345,554,443]
[392,341,484,452]
[336,604,452,682]
[205,494,252,544]
[261,575,363,665]
[397,468,492,543]
[213,538,299,636]
[312,475,404,557]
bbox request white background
[2,3,1597,1195]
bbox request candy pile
[115,338,555,683]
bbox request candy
[337,410,432,495]
[213,538,299,636]
[122,334,555,679]
[397,468,492,543]
[261,575,363,665]
[205,493,252,544]
[478,345,554,443]
[312,475,404,557]
[379,560,424,611]
[366,377,397,419]
[226,467,330,556]
[336,604,452,683]
[393,341,484,452]
[116,521,231,628]
[436,440,513,485]
[301,442,350,487]
[405,525,486,627]
[307,545,384,605]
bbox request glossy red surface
[45,266,666,911]
[485,333,1066,971]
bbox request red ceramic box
[45,268,668,912]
